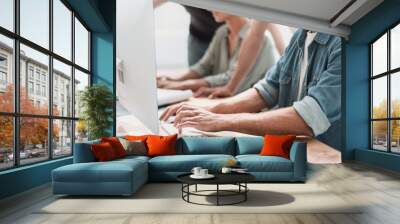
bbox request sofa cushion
[115,155,150,163]
[177,137,236,155]
[147,134,178,157]
[91,142,118,161]
[236,155,293,172]
[235,137,263,155]
[73,140,100,163]
[149,154,235,172]
[260,135,296,159]
[53,158,148,183]
[119,138,148,156]
[101,137,127,158]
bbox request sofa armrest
[289,141,307,181]
[73,140,99,163]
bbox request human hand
[157,79,188,90]
[160,102,211,121]
[208,86,234,99]
[160,102,186,121]
[194,87,214,98]
[174,104,229,132]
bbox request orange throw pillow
[146,134,178,157]
[101,137,127,158]
[124,135,153,141]
[259,135,296,159]
[91,142,117,162]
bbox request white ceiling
[170,0,384,38]
[227,0,352,21]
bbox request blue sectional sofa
[52,136,307,196]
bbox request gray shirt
[190,24,277,93]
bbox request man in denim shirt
[161,29,341,147]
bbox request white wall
[154,2,190,72]
[116,0,159,134]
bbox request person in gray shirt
[157,11,278,95]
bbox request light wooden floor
[1,162,400,224]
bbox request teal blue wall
[0,158,72,199]
[345,0,400,170]
[91,32,115,135]
[91,0,116,135]
[0,0,116,200]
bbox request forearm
[221,107,313,136]
[171,70,201,81]
[267,24,285,56]
[211,88,266,114]
[225,21,267,92]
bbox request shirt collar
[297,29,330,48]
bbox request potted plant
[79,84,114,140]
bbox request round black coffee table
[177,173,255,206]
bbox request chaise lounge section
[52,136,307,196]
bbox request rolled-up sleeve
[253,64,280,108]
[293,96,331,136]
[293,38,342,136]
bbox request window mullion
[13,0,21,167]
[370,45,373,149]
[71,10,76,155]
[48,0,54,160]
[388,30,391,152]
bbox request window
[0,116,14,170]
[35,84,40,95]
[28,67,34,80]
[53,59,72,117]
[75,18,89,70]
[35,70,41,81]
[53,119,72,158]
[0,53,8,88]
[0,0,14,31]
[41,85,46,97]
[20,0,49,48]
[28,81,34,94]
[370,23,400,154]
[19,117,49,165]
[0,71,6,85]
[0,54,7,67]
[74,69,89,118]
[0,35,13,113]
[53,0,72,60]
[0,0,91,170]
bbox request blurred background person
[154,1,286,98]
[157,11,278,95]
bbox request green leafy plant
[79,84,114,140]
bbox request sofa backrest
[74,136,269,162]
[176,137,236,155]
[235,136,264,155]
[73,140,100,163]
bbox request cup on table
[221,167,232,174]
[199,169,208,176]
[191,167,202,176]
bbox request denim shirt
[254,29,341,137]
